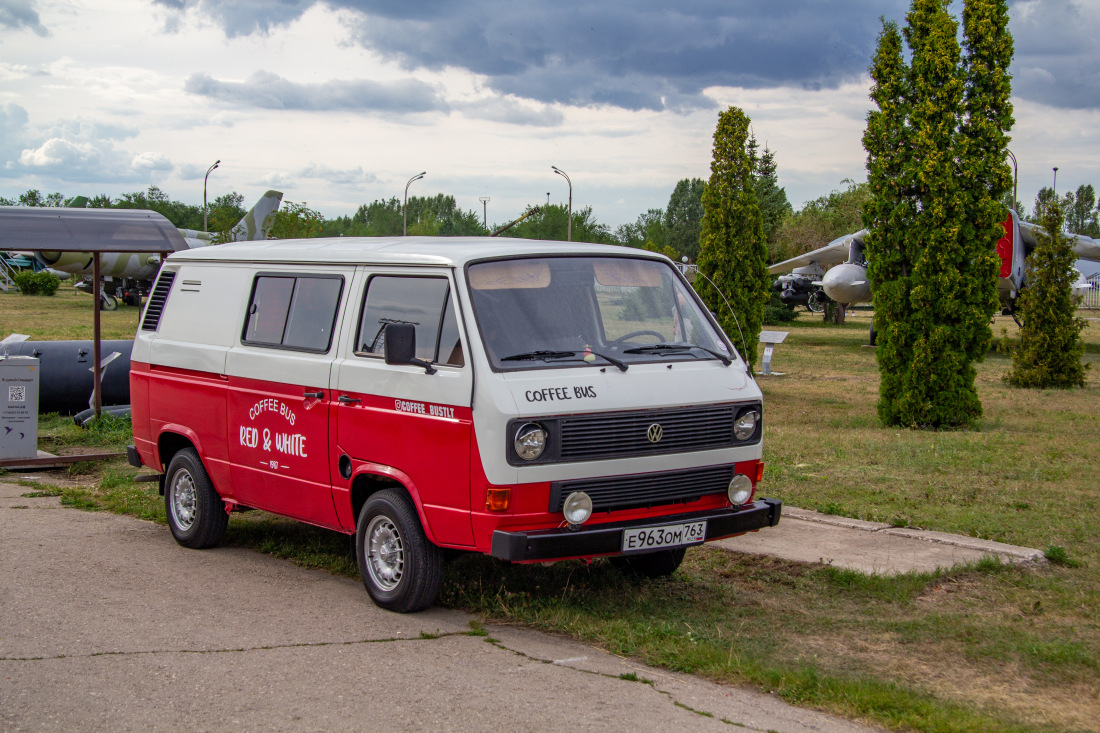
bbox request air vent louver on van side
[140,271,176,331]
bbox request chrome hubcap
[365,516,404,591]
[170,470,197,530]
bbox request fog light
[562,491,593,525]
[486,488,511,512]
[728,474,753,505]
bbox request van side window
[243,274,343,353]
[357,276,464,367]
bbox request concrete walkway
[717,506,1045,574]
[0,481,878,733]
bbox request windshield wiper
[501,350,577,362]
[500,349,628,371]
[622,343,731,366]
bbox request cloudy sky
[2,0,1099,233]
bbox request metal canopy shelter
[0,207,185,419]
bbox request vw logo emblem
[647,423,663,443]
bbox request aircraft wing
[1017,220,1100,262]
[768,231,858,274]
[1073,235,1100,262]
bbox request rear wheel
[164,448,228,549]
[356,489,443,612]
[611,547,687,578]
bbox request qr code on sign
[8,385,26,403]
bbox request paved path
[0,481,877,733]
[717,506,1044,574]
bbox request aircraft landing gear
[100,293,118,311]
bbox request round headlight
[728,474,753,505]
[513,423,547,461]
[563,491,593,525]
[734,410,758,441]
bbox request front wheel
[164,448,228,549]
[610,547,687,578]
[356,489,443,612]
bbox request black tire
[164,448,228,549]
[100,294,118,311]
[356,489,443,613]
[611,547,687,578]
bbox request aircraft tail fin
[228,190,283,242]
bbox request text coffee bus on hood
[128,236,781,612]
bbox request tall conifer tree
[1006,201,1088,388]
[696,107,769,370]
[862,0,1012,428]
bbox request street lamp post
[1005,149,1017,209]
[404,171,426,236]
[479,197,490,228]
[551,166,572,241]
[1052,166,1059,195]
[203,159,220,231]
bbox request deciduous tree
[771,180,870,263]
[664,178,705,261]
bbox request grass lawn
[9,288,1100,733]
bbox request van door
[225,271,349,528]
[332,270,474,546]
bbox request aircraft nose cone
[821,263,871,304]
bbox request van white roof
[166,236,668,268]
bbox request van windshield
[466,256,733,371]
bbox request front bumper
[489,497,781,562]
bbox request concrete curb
[783,506,1046,563]
[717,505,1046,575]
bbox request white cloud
[19,138,100,169]
[131,151,174,173]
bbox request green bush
[763,291,798,325]
[13,270,61,296]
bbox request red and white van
[128,237,780,612]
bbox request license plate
[621,520,707,553]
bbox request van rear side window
[356,276,464,367]
[242,274,343,352]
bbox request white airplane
[33,190,282,308]
[769,210,1100,316]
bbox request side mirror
[383,323,437,374]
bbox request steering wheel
[610,329,666,345]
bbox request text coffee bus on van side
[128,237,781,612]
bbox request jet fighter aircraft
[34,190,282,308]
[769,211,1100,314]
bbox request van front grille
[548,464,734,513]
[559,404,738,461]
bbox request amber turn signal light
[485,488,511,512]
[755,461,765,483]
